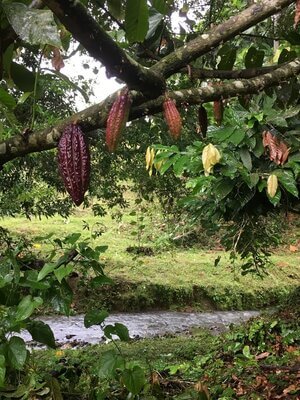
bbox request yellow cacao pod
[267,174,278,198]
[202,143,221,176]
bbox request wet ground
[20,310,260,347]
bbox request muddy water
[21,310,260,347]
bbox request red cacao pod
[163,97,182,140]
[106,88,131,152]
[58,124,90,206]
[198,105,208,137]
[213,100,223,126]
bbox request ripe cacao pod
[213,100,223,126]
[267,174,278,198]
[58,124,90,206]
[198,105,208,137]
[163,97,182,140]
[106,88,131,152]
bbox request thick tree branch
[42,0,165,98]
[152,0,295,78]
[1,58,300,166]
[184,65,281,80]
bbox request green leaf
[249,173,259,188]
[214,179,235,200]
[26,320,56,348]
[54,264,73,283]
[84,309,109,328]
[38,263,56,281]
[114,323,130,341]
[125,0,149,43]
[18,92,32,105]
[7,337,27,370]
[244,47,264,68]
[278,49,296,65]
[152,0,170,14]
[98,350,125,378]
[145,8,163,40]
[0,355,5,387]
[122,365,146,395]
[108,0,123,19]
[3,3,61,47]
[160,154,180,175]
[267,187,281,206]
[91,275,114,287]
[276,170,298,197]
[10,62,35,92]
[228,129,245,145]
[0,87,16,110]
[242,345,252,359]
[173,155,188,176]
[212,126,235,142]
[217,44,236,70]
[239,148,252,171]
[64,233,81,245]
[15,295,43,321]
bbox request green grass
[1,203,300,311]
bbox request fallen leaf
[255,352,270,360]
[289,245,298,252]
[283,384,299,394]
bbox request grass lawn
[1,202,299,311]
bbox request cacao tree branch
[151,0,294,78]
[0,58,299,166]
[184,64,282,80]
[42,0,165,98]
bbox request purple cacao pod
[106,88,131,152]
[58,124,90,206]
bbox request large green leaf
[217,44,236,70]
[108,0,123,19]
[7,337,27,370]
[38,263,56,281]
[26,320,56,348]
[276,170,298,197]
[10,63,35,92]
[239,148,252,171]
[125,0,149,43]
[244,47,264,68]
[214,179,235,200]
[84,309,109,328]
[3,3,61,47]
[122,365,146,395]
[145,8,163,40]
[15,295,43,321]
[152,0,171,14]
[97,350,125,378]
[0,87,16,110]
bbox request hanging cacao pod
[58,124,90,206]
[213,100,223,126]
[198,105,208,137]
[163,97,182,140]
[267,174,278,198]
[106,88,131,152]
[202,143,221,176]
